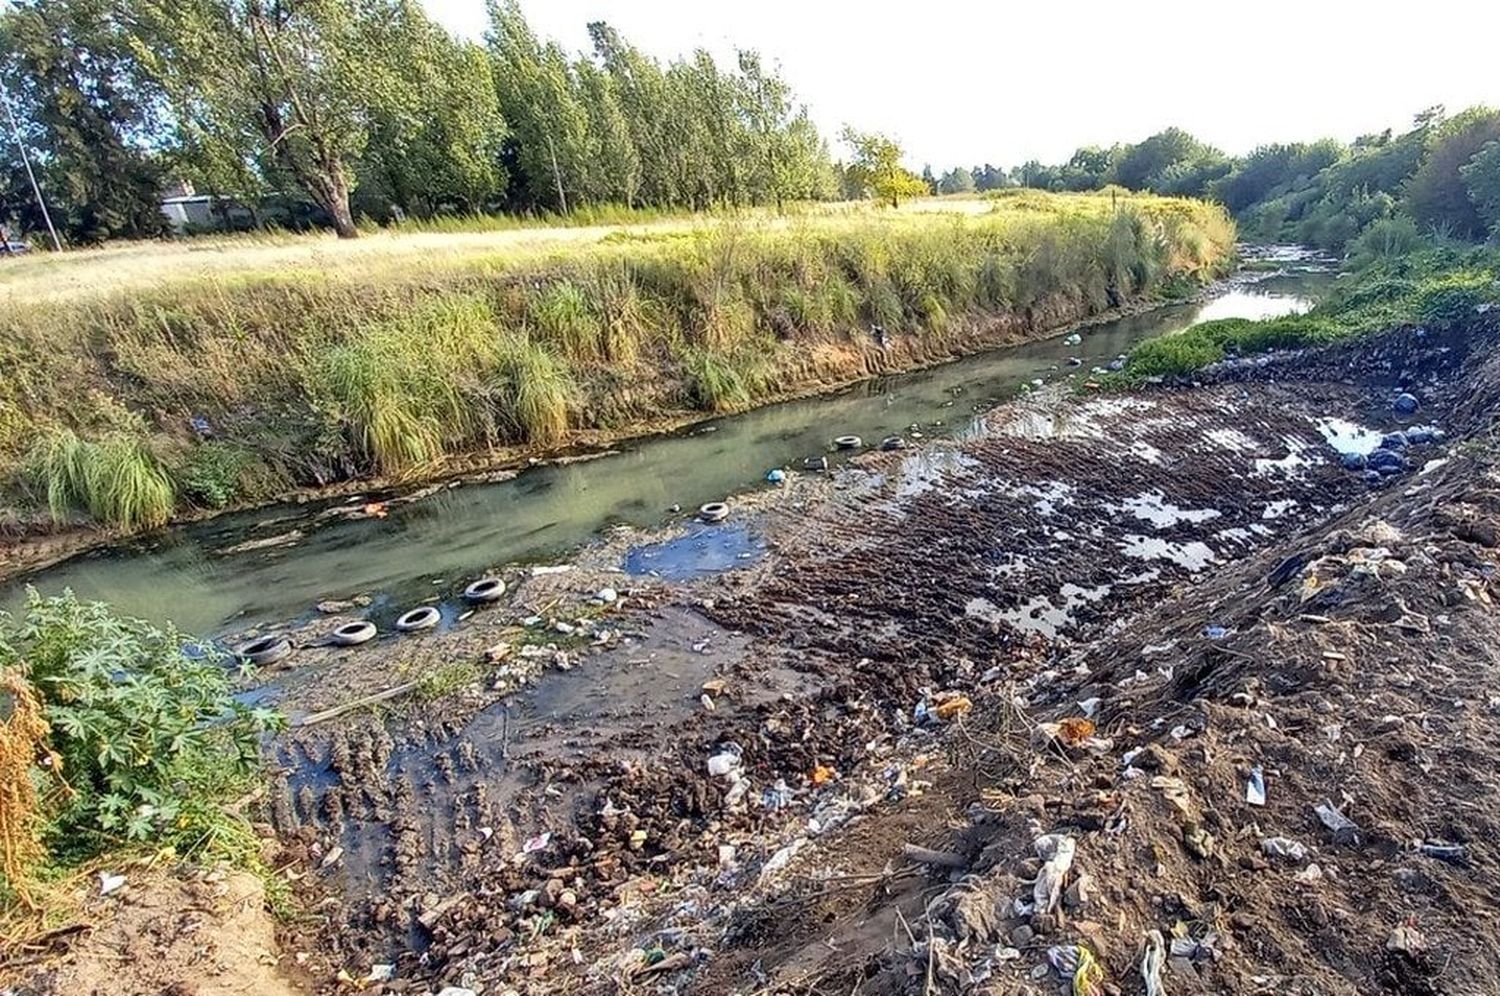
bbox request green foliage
[841,128,929,207]
[27,428,176,530]
[1461,140,1500,238]
[1406,108,1500,240]
[531,282,603,363]
[176,442,258,509]
[0,590,280,861]
[490,335,573,444]
[680,346,772,411]
[937,167,976,195]
[1116,248,1500,380]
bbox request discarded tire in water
[1393,392,1419,415]
[802,456,828,472]
[236,635,292,666]
[395,606,441,632]
[699,502,730,523]
[880,435,907,451]
[834,435,863,450]
[463,577,506,603]
[331,621,377,646]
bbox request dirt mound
[3,867,304,996]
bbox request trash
[320,845,344,868]
[934,695,973,721]
[1261,837,1308,862]
[1182,823,1215,860]
[1047,944,1104,993]
[530,564,575,577]
[1032,834,1076,914]
[1169,724,1194,740]
[98,871,126,896]
[1077,696,1101,718]
[365,964,396,983]
[361,502,388,519]
[761,779,794,809]
[759,839,805,880]
[1393,392,1420,415]
[522,831,552,854]
[1294,863,1324,883]
[1140,930,1167,996]
[1057,716,1096,745]
[700,693,715,711]
[1063,332,1082,346]
[765,468,787,484]
[1386,920,1427,957]
[1203,624,1229,639]
[594,586,618,604]
[1245,765,1267,806]
[707,746,743,777]
[810,764,836,787]
[1314,799,1360,844]
[1417,840,1466,863]
[435,989,477,996]
[833,435,863,450]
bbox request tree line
[0,0,841,242]
[924,106,1500,253]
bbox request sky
[421,0,1500,170]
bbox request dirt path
[156,314,1500,993]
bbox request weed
[27,428,176,530]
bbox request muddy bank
[214,312,1493,994]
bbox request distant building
[160,185,255,233]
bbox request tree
[359,2,507,217]
[1460,140,1500,238]
[920,164,937,195]
[841,128,926,207]
[128,0,411,238]
[0,0,167,244]
[937,166,975,195]
[1111,128,1216,192]
[1405,107,1500,239]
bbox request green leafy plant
[0,590,281,863]
[176,442,254,508]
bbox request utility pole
[0,70,62,251]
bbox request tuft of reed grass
[490,335,573,445]
[27,428,176,530]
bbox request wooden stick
[295,680,423,727]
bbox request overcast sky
[421,0,1500,169]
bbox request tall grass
[0,191,1236,531]
[27,428,176,530]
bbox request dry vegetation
[0,192,1234,533]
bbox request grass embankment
[1116,247,1500,380]
[0,191,1234,536]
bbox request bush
[0,591,280,866]
[1416,274,1495,325]
[27,428,176,530]
[176,442,254,508]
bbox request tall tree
[128,0,408,238]
[0,0,166,244]
[1405,107,1500,240]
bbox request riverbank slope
[0,192,1233,550]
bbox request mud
[215,312,1500,993]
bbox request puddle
[966,582,1111,637]
[1118,534,1218,571]
[623,521,767,580]
[1111,490,1221,528]
[1316,417,1385,456]
[893,448,980,499]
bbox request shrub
[177,442,253,508]
[0,591,280,866]
[1416,274,1495,325]
[27,428,176,530]
[531,281,604,363]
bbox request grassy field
[0,191,1235,534]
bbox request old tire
[463,577,507,604]
[395,606,441,632]
[698,502,730,523]
[236,635,292,666]
[331,621,377,647]
[833,435,863,450]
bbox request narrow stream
[1,262,1333,635]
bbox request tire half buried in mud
[833,434,863,450]
[463,577,506,604]
[235,635,291,666]
[394,606,440,632]
[330,620,377,646]
[698,502,730,523]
